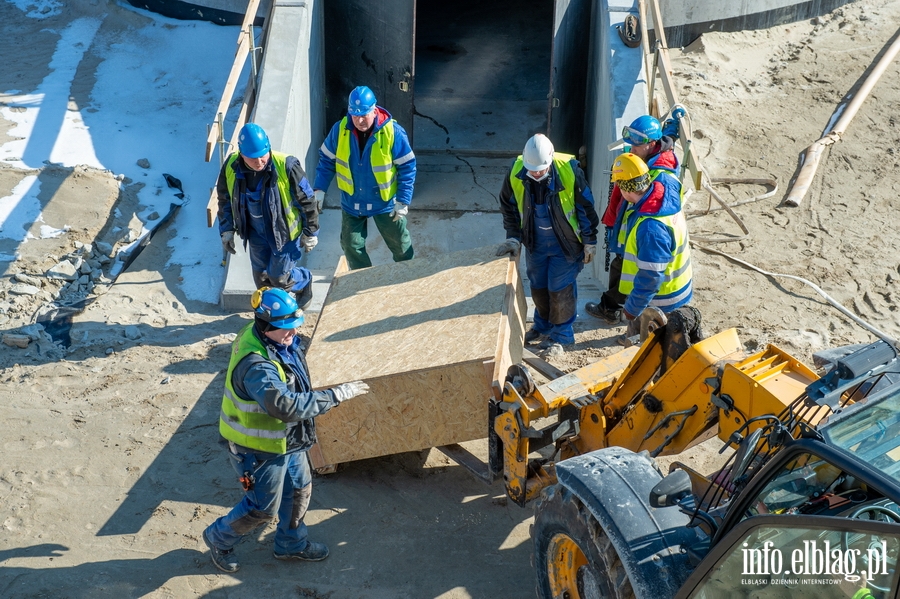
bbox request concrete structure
[195,0,851,315]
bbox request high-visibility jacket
[219,323,291,454]
[225,151,302,242]
[509,154,581,241]
[335,117,397,202]
[649,167,684,203]
[619,206,692,311]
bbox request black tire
[533,484,635,599]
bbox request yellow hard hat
[611,152,651,192]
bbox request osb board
[312,360,494,464]
[306,245,526,466]
[307,245,519,387]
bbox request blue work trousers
[245,190,309,290]
[205,446,313,554]
[526,203,583,344]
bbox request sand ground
[2,0,900,597]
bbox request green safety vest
[509,154,581,241]
[219,323,289,454]
[618,207,692,308]
[335,117,397,202]
[225,151,302,241]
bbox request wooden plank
[655,48,680,114]
[206,187,218,229]
[647,0,668,50]
[489,255,526,400]
[236,0,262,50]
[206,34,251,162]
[306,245,525,465]
[207,76,255,227]
[204,0,261,163]
[522,349,566,381]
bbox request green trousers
[340,211,414,270]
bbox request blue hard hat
[348,86,377,116]
[622,115,662,146]
[238,123,271,159]
[254,287,304,329]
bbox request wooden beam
[205,33,251,162]
[236,0,262,49]
[647,0,668,50]
[654,47,680,110]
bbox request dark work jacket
[216,154,318,253]
[230,322,339,457]
[498,160,599,261]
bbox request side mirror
[649,469,692,508]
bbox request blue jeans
[246,226,309,290]
[526,249,583,345]
[205,446,313,554]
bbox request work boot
[294,282,313,310]
[273,541,329,562]
[203,528,240,573]
[524,328,546,345]
[585,302,621,325]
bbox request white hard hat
[522,134,554,171]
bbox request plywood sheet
[307,245,517,387]
[313,360,492,464]
[306,245,526,466]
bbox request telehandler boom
[484,307,900,598]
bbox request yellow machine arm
[493,309,820,506]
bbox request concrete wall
[585,0,648,285]
[220,0,325,311]
[656,0,852,48]
[253,0,325,177]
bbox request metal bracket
[646,405,698,457]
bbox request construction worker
[314,85,416,270]
[586,111,683,324]
[203,287,370,573]
[217,123,319,308]
[608,152,692,338]
[497,134,600,354]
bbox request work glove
[221,230,236,255]
[583,244,597,264]
[314,190,325,212]
[300,233,318,252]
[495,238,521,257]
[661,105,687,140]
[332,380,370,403]
[391,201,409,222]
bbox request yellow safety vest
[618,209,692,308]
[649,167,684,203]
[509,154,581,241]
[219,323,289,454]
[225,151,302,241]
[335,117,397,202]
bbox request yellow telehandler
[477,306,900,598]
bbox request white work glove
[314,190,325,212]
[584,244,597,264]
[495,238,521,257]
[332,380,370,403]
[391,201,409,222]
[221,230,236,255]
[300,233,318,252]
